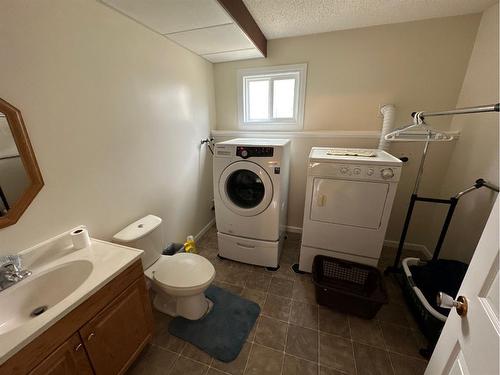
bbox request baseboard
[195,218,215,242]
[383,239,432,259]
[285,225,303,233]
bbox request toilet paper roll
[71,228,91,250]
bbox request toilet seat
[151,253,215,293]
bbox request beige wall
[213,14,481,253]
[215,14,480,132]
[437,3,499,263]
[0,1,492,262]
[0,0,215,255]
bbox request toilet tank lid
[113,215,162,243]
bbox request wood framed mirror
[0,98,43,228]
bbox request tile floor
[127,226,429,375]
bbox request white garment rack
[384,102,500,272]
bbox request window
[238,64,307,130]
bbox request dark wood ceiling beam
[216,0,267,57]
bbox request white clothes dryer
[299,147,402,272]
[213,138,290,268]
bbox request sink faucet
[0,255,32,291]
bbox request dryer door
[219,161,273,217]
[311,178,389,229]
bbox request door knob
[437,292,468,317]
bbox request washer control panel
[236,146,274,159]
[310,163,401,182]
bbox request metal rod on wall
[385,102,500,274]
[412,103,499,120]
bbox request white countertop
[0,230,143,365]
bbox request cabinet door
[29,333,93,375]
[80,277,153,375]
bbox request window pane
[248,79,269,120]
[273,78,295,119]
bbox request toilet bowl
[145,253,215,319]
[113,215,215,320]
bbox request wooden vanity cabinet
[80,278,152,375]
[1,260,153,375]
[29,333,93,375]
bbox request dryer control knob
[381,168,394,179]
[241,149,249,158]
[353,168,361,175]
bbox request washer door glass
[226,169,265,208]
[219,161,273,217]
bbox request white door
[425,198,499,375]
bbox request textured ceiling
[243,0,498,39]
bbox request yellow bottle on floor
[184,235,197,254]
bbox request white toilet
[113,215,215,320]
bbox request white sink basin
[0,227,142,366]
[0,260,93,335]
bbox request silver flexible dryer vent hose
[378,104,396,151]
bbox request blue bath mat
[168,285,260,362]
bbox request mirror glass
[0,112,31,216]
[0,98,44,228]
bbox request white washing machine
[213,138,290,268]
[299,147,402,272]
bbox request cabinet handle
[87,332,95,342]
[74,343,83,352]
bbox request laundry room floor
[127,226,429,375]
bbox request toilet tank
[113,215,163,269]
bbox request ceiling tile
[166,23,255,55]
[102,0,232,34]
[202,48,264,63]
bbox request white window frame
[237,64,307,130]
